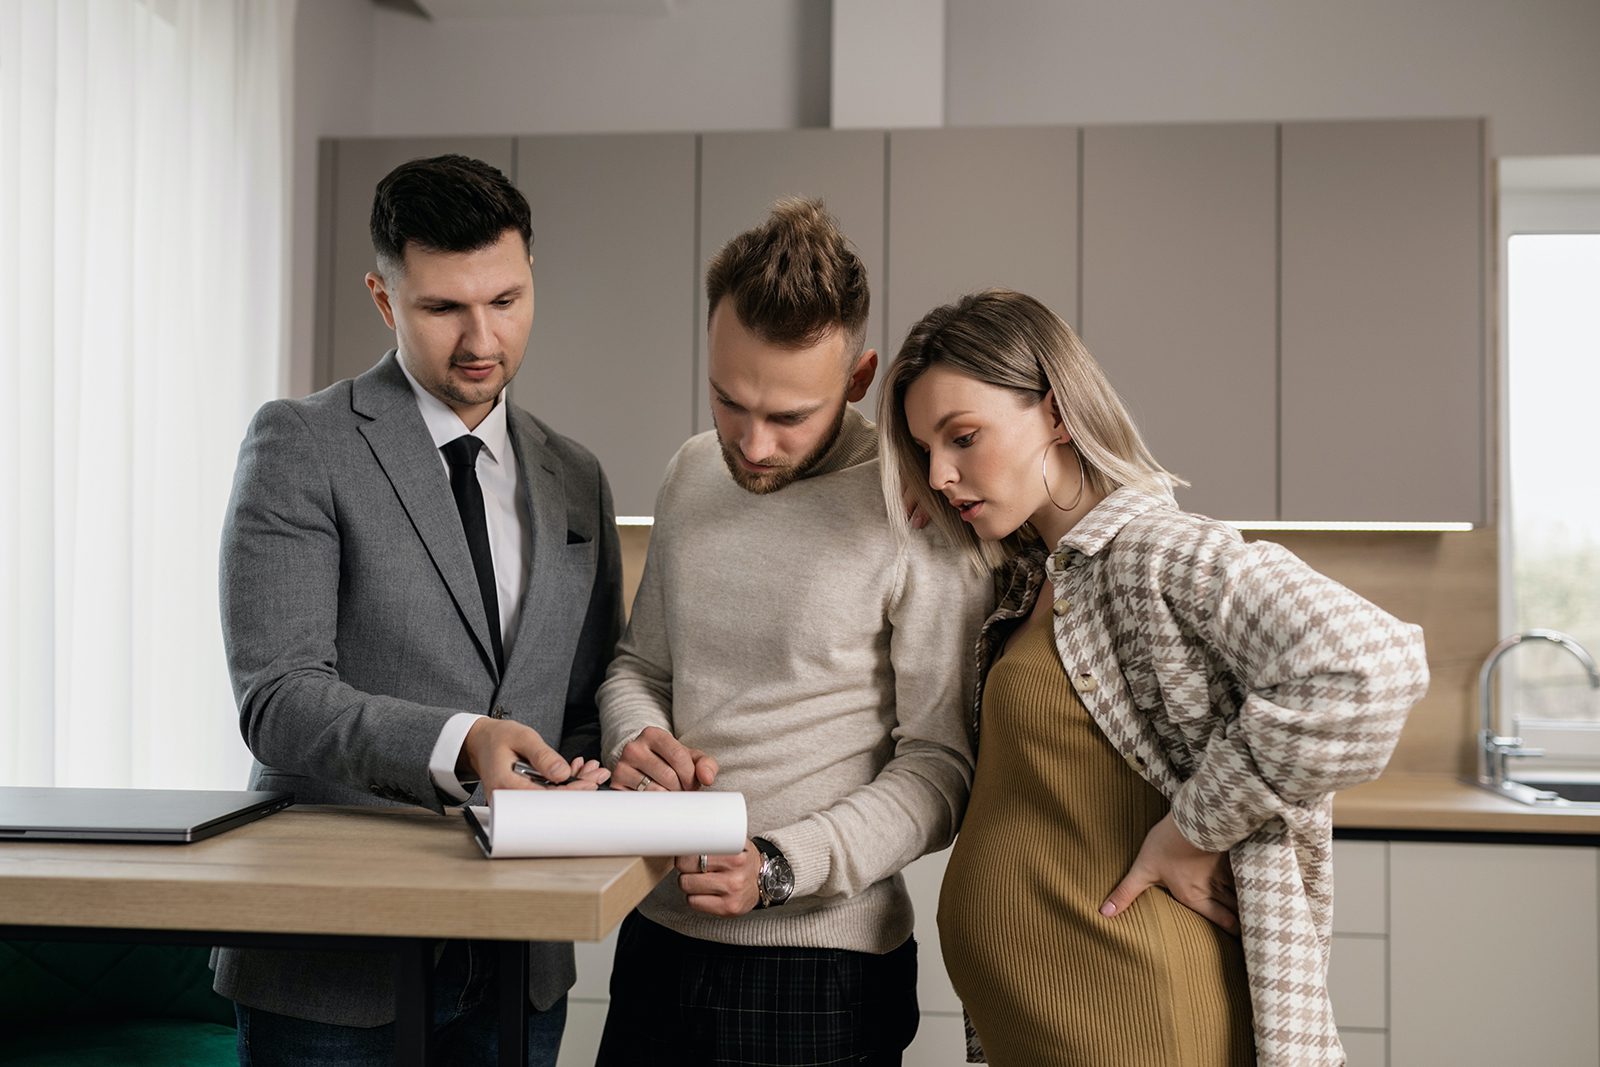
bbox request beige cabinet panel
[318,137,516,389]
[697,130,887,430]
[1081,124,1277,521]
[886,125,1078,373]
[1390,842,1598,1065]
[515,134,696,516]
[1329,934,1387,1030]
[1332,839,1388,935]
[571,924,619,1000]
[1339,1029,1387,1067]
[904,1011,970,1066]
[556,997,609,1067]
[1280,119,1486,523]
[902,844,962,1014]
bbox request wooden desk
[0,805,672,1065]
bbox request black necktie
[441,435,504,673]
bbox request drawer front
[1333,840,1388,935]
[1329,934,1387,1030]
[1340,1028,1387,1067]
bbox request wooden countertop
[0,805,672,940]
[1335,773,1600,836]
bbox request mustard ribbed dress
[939,617,1254,1066]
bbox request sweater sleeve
[597,453,681,766]
[1165,533,1430,853]
[763,532,992,900]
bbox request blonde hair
[705,197,869,360]
[878,289,1185,570]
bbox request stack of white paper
[465,789,748,859]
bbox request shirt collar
[397,356,510,464]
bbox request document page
[467,789,748,858]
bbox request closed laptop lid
[0,786,293,843]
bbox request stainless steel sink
[1532,780,1600,804]
[1486,777,1600,809]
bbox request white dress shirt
[396,358,533,802]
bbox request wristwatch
[752,836,795,908]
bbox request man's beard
[717,402,847,496]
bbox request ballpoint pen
[510,759,553,786]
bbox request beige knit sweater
[598,408,991,952]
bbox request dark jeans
[234,940,566,1067]
[596,910,919,1067]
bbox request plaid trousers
[595,911,919,1066]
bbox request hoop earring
[1043,443,1086,513]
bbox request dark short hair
[705,197,869,356]
[369,154,532,275]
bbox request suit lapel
[502,404,567,684]
[354,352,500,678]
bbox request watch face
[756,841,795,907]
[764,853,795,904]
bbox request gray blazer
[212,350,623,1026]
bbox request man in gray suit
[216,154,622,1065]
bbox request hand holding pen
[460,717,610,794]
[512,758,611,789]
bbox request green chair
[0,940,236,1066]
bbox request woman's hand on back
[1100,812,1240,935]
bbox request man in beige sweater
[594,198,991,1065]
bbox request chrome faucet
[1478,629,1600,789]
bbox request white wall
[368,0,830,136]
[832,0,944,128]
[945,0,1600,157]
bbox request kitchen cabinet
[1327,838,1600,1066]
[1280,119,1486,524]
[513,134,696,517]
[1389,841,1598,1065]
[697,129,887,429]
[317,119,1489,525]
[886,125,1078,378]
[1080,123,1278,521]
[318,137,516,388]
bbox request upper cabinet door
[1081,123,1278,522]
[698,130,887,430]
[319,138,516,388]
[886,126,1079,376]
[1281,119,1486,523]
[514,134,697,518]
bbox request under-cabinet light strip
[1224,520,1474,532]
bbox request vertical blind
[0,0,293,787]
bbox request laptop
[0,786,294,843]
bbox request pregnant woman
[878,289,1429,1067]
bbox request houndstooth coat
[965,487,1429,1066]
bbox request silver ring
[697,854,709,874]
[635,775,652,792]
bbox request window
[1502,164,1600,724]
[0,0,291,787]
